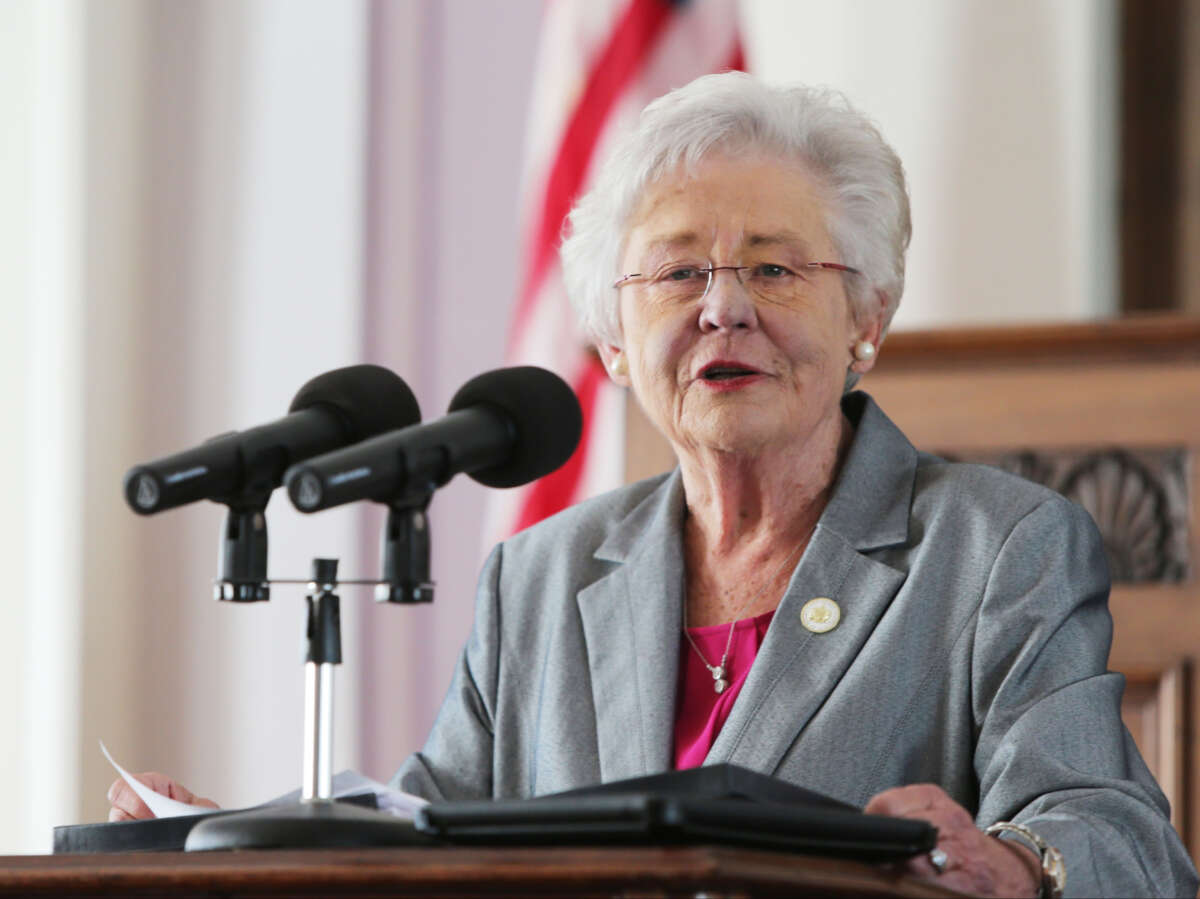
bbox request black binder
[52,792,379,854]
[415,764,936,862]
[56,766,936,861]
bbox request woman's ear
[597,343,631,386]
[849,290,887,376]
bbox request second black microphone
[284,366,583,513]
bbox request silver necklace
[682,542,803,694]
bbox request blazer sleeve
[389,544,503,801]
[971,496,1198,897]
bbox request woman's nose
[698,268,758,332]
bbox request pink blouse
[673,609,776,769]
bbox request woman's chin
[674,408,791,458]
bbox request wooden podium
[0,846,964,897]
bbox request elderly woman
[110,74,1196,897]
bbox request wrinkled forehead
[635,229,822,262]
[621,153,836,264]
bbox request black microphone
[124,365,421,515]
[284,366,583,513]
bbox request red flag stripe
[511,33,747,532]
[512,354,608,532]
[509,0,674,351]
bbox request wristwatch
[985,820,1066,899]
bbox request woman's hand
[107,773,219,822]
[865,784,1041,897]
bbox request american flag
[485,0,745,545]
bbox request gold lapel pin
[801,597,840,633]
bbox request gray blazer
[394,392,1198,897]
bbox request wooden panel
[1122,662,1189,833]
[1119,0,1183,313]
[1184,1,1200,315]
[1119,0,1200,316]
[873,318,1200,369]
[862,361,1200,450]
[0,846,964,898]
[1111,588,1200,667]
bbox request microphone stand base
[184,800,433,851]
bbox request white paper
[262,770,428,818]
[101,741,219,818]
[331,770,428,817]
[102,740,428,820]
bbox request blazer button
[801,597,841,633]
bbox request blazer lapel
[576,473,686,783]
[707,527,907,772]
[706,393,919,773]
[575,392,918,782]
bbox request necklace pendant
[710,666,728,694]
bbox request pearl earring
[853,340,876,362]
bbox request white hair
[560,72,911,348]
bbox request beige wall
[742,0,1118,329]
[0,0,372,851]
[0,0,88,852]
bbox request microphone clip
[214,493,272,602]
[376,491,435,605]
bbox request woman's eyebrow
[639,232,701,257]
[745,231,813,253]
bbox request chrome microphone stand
[302,558,340,803]
[185,548,434,851]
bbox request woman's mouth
[697,361,764,388]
